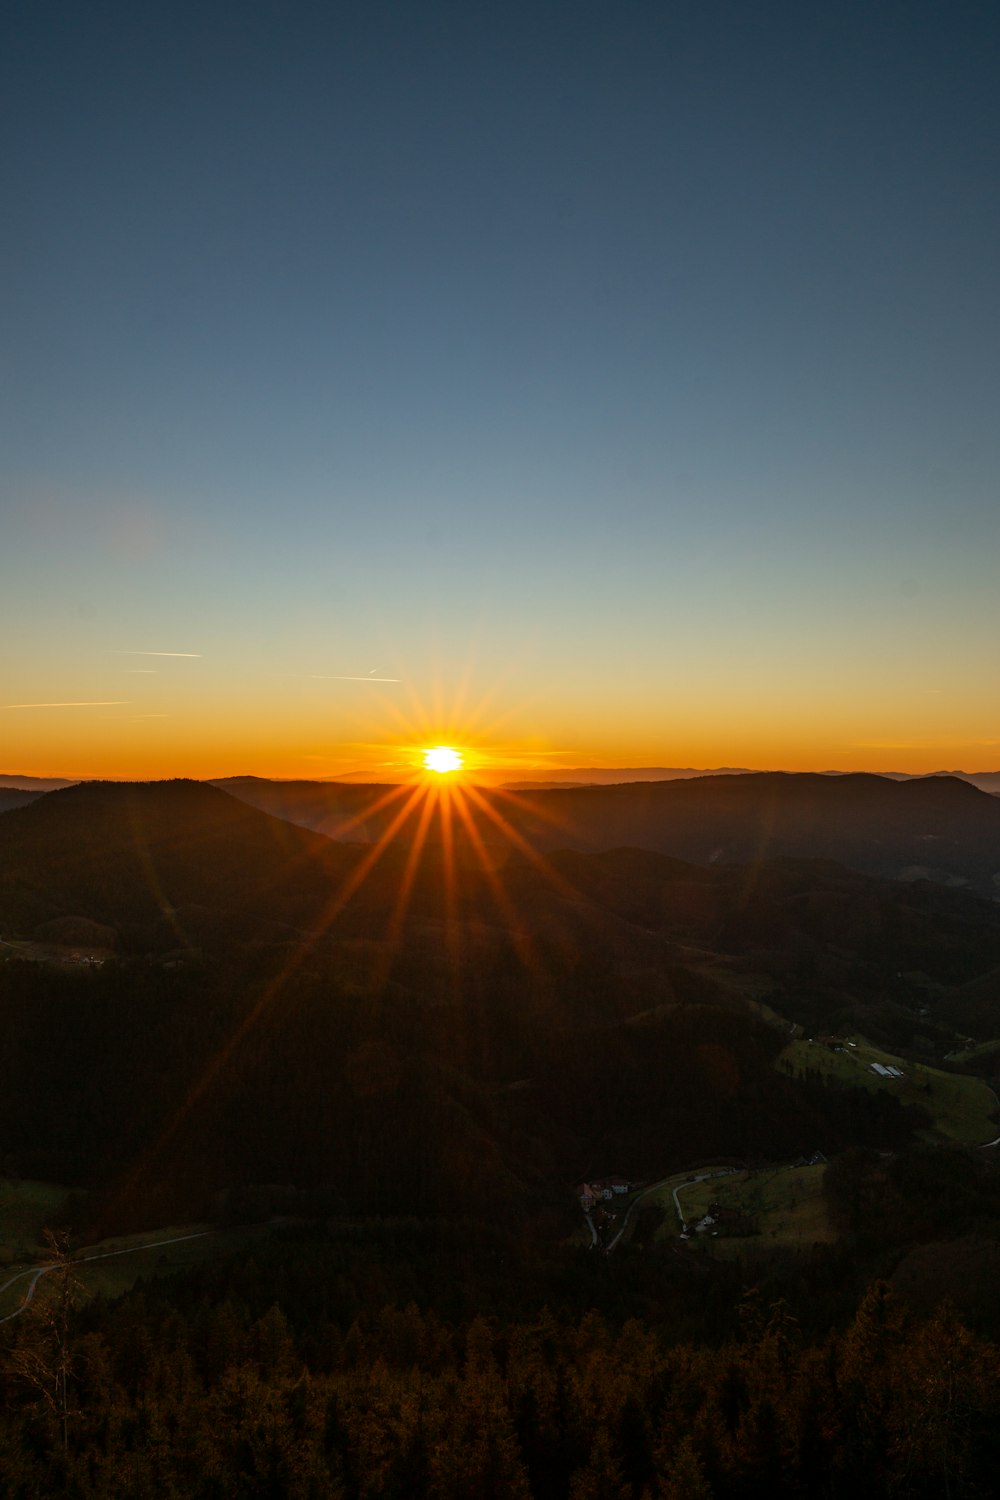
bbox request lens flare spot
[423,746,464,774]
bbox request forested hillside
[4,779,1000,1494]
[219,771,1000,896]
[5,782,998,1227]
[3,1220,1000,1498]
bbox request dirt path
[0,1231,211,1325]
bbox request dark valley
[2,773,1000,1494]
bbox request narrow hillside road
[0,1230,211,1325]
[603,1180,667,1253]
[671,1170,737,1233]
[604,1168,739,1254]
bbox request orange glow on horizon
[3,647,997,783]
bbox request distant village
[574,1176,633,1210]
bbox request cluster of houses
[576,1177,633,1210]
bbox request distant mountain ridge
[496,767,1000,792]
[4,766,1000,794]
[0,788,41,814]
[215,770,1000,898]
[0,773,79,791]
[6,768,1000,909]
[7,773,999,899]
[214,766,1000,793]
[3,774,1000,1226]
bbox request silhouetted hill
[961,770,1000,795]
[0,778,365,947]
[0,787,41,813]
[217,771,1000,896]
[244,765,1000,792]
[505,773,1000,893]
[211,775,412,842]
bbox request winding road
[670,1170,737,1232]
[0,1231,211,1325]
[603,1167,737,1253]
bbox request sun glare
[423,745,464,774]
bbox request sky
[3,0,999,780]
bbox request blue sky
[3,0,999,776]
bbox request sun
[423,745,464,774]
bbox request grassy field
[629,1163,837,1257]
[624,1170,741,1242]
[777,1036,999,1145]
[0,1179,280,1321]
[677,1164,836,1255]
[946,1039,1000,1066]
[76,1223,275,1301]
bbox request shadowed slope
[0,779,362,946]
[218,772,1000,896]
[3,780,1000,1228]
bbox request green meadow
[676,1164,836,1254]
[630,1163,837,1257]
[777,1036,999,1145]
[946,1038,1000,1066]
[0,1180,276,1320]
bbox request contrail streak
[3,701,131,709]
